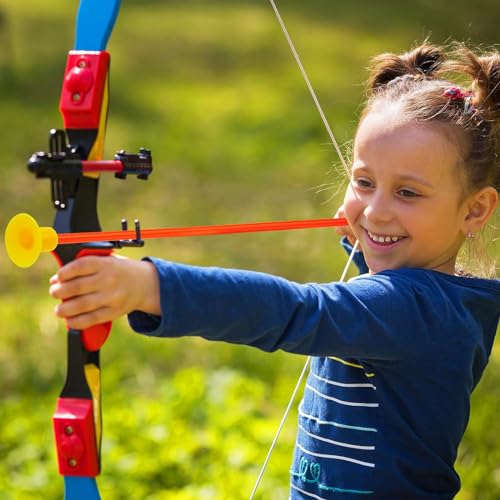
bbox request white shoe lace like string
[249,2,357,498]
[249,241,359,499]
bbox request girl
[49,44,500,498]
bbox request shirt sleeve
[128,258,436,361]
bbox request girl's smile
[364,228,407,247]
[344,110,471,275]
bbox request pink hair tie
[443,87,475,114]
[444,87,467,100]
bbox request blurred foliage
[0,0,499,498]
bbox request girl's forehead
[353,111,462,182]
[354,110,458,157]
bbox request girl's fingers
[54,291,104,319]
[54,284,129,322]
[65,306,114,330]
[332,209,358,248]
[333,206,352,236]
[49,255,157,323]
[56,256,105,282]
[49,273,102,300]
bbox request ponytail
[458,46,500,128]
[368,44,448,92]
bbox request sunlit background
[0,1,498,498]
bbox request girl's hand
[334,205,358,248]
[49,255,161,330]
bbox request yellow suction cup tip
[5,213,58,268]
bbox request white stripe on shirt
[298,424,375,451]
[311,370,376,390]
[298,405,378,433]
[296,443,375,467]
[305,384,379,408]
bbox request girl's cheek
[342,187,361,224]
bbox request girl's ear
[464,186,499,234]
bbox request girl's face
[343,110,471,275]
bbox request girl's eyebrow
[352,165,435,189]
[396,174,434,188]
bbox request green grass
[0,0,499,498]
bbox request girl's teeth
[368,231,402,243]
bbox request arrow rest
[114,218,144,248]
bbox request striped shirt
[130,258,500,498]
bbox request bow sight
[27,128,150,261]
[28,129,152,197]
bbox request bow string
[249,2,357,497]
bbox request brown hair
[361,43,500,276]
[364,43,500,194]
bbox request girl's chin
[363,257,402,274]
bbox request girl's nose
[364,192,393,224]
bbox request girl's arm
[128,258,428,361]
[50,254,430,361]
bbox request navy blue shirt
[129,258,500,498]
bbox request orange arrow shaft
[57,217,348,245]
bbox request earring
[467,231,474,239]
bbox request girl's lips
[363,228,407,249]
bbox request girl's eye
[398,189,419,198]
[353,178,373,189]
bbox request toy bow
[26,1,151,498]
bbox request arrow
[5,212,348,268]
